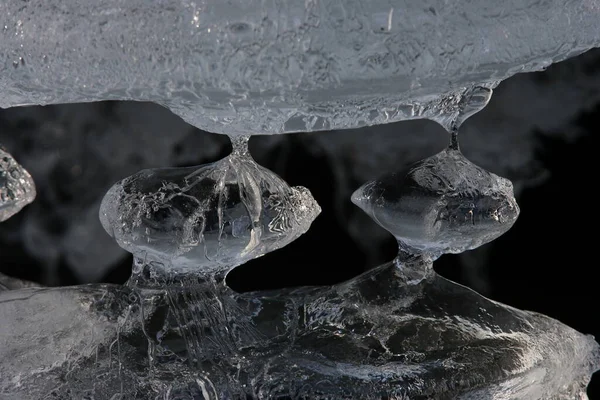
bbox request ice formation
[0,253,598,399]
[1,127,599,399]
[1,0,600,134]
[351,86,519,258]
[100,136,320,274]
[0,146,36,222]
[351,147,520,258]
[0,1,599,398]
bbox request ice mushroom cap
[352,147,519,257]
[100,154,320,273]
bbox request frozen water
[0,272,39,290]
[1,0,599,134]
[425,85,494,139]
[0,261,598,399]
[100,136,320,274]
[0,1,599,396]
[0,146,36,222]
[1,127,596,399]
[0,54,598,286]
[352,146,519,258]
[0,102,228,284]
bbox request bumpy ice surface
[2,132,599,399]
[0,147,36,222]
[1,1,600,396]
[100,138,321,272]
[0,262,598,399]
[1,0,600,134]
[352,147,520,257]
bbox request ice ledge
[1,0,599,135]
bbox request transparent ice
[1,130,599,399]
[351,87,519,258]
[99,136,320,274]
[0,1,599,398]
[1,0,600,134]
[0,146,36,222]
[351,146,520,258]
[0,250,598,399]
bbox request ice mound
[0,264,598,399]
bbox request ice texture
[0,262,598,399]
[100,137,320,273]
[0,146,36,222]
[351,147,520,257]
[0,272,39,290]
[1,0,600,134]
[2,129,597,398]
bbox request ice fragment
[0,146,36,222]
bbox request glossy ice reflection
[352,146,519,258]
[0,146,36,222]
[99,136,320,273]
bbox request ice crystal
[352,146,519,258]
[99,136,320,273]
[0,146,36,222]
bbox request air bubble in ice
[0,146,36,222]
[99,136,320,274]
[352,146,519,259]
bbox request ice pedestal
[1,0,600,134]
[0,261,598,399]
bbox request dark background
[1,49,599,396]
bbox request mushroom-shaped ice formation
[99,137,320,273]
[352,146,519,257]
[0,147,36,222]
